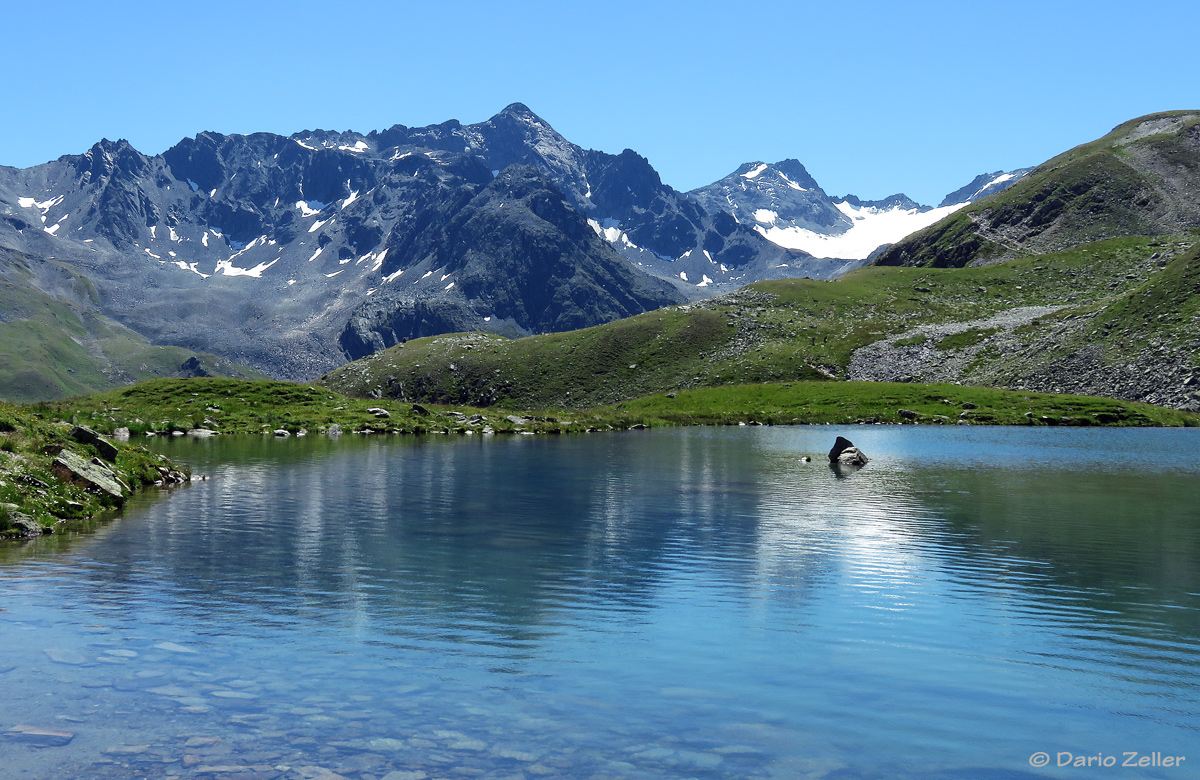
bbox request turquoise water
[1,426,1198,779]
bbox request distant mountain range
[0,103,1027,397]
[322,111,1200,414]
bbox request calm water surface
[1,426,1198,779]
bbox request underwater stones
[381,771,428,780]
[6,724,75,746]
[43,648,89,665]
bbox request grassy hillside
[319,235,1199,411]
[0,400,188,536]
[0,251,266,402]
[598,382,1198,427]
[38,378,1200,443]
[875,111,1200,268]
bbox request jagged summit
[0,102,1034,398]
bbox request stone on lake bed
[102,744,150,755]
[7,724,75,746]
[185,736,223,748]
[43,648,89,665]
[210,689,258,699]
[293,767,352,780]
[147,685,192,697]
[154,641,198,653]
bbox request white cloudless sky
[4,0,1198,205]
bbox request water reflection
[0,426,1197,780]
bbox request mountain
[0,243,264,401]
[366,104,854,290]
[0,109,694,386]
[937,169,1035,207]
[0,103,1036,401]
[688,159,1028,262]
[320,235,1200,414]
[875,111,1200,268]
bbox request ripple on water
[0,427,1198,778]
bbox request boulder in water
[828,436,868,466]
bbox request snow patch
[338,140,369,153]
[44,223,60,236]
[215,257,279,278]
[444,281,455,290]
[168,226,180,242]
[697,274,714,287]
[756,201,968,260]
[174,261,210,279]
[149,225,157,239]
[383,267,404,283]
[295,139,318,151]
[679,271,688,281]
[753,209,778,225]
[20,195,63,213]
[340,189,360,209]
[324,270,344,278]
[308,218,330,233]
[741,163,769,179]
[296,200,327,217]
[201,232,209,247]
[144,248,161,259]
[308,246,325,263]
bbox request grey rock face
[50,450,128,502]
[828,436,868,465]
[70,425,119,462]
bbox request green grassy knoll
[41,376,1198,447]
[320,235,1194,410]
[597,382,1199,428]
[36,378,597,437]
[0,400,188,536]
[875,111,1200,268]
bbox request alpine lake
[1,425,1198,780]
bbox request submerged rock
[828,436,868,466]
[6,724,75,746]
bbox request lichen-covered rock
[70,426,119,463]
[50,450,128,503]
[1,503,43,537]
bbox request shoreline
[5,377,1197,537]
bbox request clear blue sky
[4,0,1198,205]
